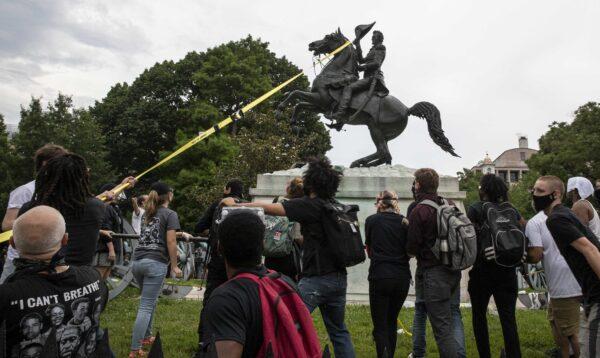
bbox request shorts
[93,252,114,268]
[547,296,581,337]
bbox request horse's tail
[408,101,460,157]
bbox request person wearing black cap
[129,181,191,357]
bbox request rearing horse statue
[276,28,459,168]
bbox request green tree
[91,35,330,177]
[0,114,17,212]
[11,95,113,190]
[457,168,482,210]
[528,102,600,181]
[163,113,323,228]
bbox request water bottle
[440,238,449,265]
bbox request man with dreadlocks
[16,153,136,267]
[1,144,68,283]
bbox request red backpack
[234,270,322,358]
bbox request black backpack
[479,202,527,267]
[319,199,365,268]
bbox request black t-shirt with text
[365,212,410,281]
[547,204,600,304]
[282,196,346,277]
[20,198,106,266]
[0,265,108,358]
[201,266,265,358]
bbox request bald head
[12,206,66,257]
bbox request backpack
[263,215,294,258]
[234,270,322,358]
[479,202,527,267]
[421,199,477,271]
[319,199,366,268]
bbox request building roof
[493,147,537,169]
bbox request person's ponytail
[144,190,160,225]
[377,190,400,214]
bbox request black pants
[369,277,410,358]
[468,269,521,358]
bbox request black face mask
[411,181,416,200]
[594,189,600,203]
[532,192,555,212]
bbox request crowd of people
[1,144,600,358]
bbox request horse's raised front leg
[275,90,323,121]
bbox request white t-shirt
[526,211,582,298]
[5,180,36,260]
[132,208,145,234]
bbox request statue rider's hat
[354,22,376,43]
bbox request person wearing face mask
[567,177,600,238]
[407,180,466,358]
[534,175,600,358]
[406,168,464,358]
[467,174,525,358]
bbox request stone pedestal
[250,164,467,303]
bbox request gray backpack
[421,199,477,271]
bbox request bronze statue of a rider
[330,29,389,128]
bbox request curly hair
[285,177,304,199]
[32,154,93,218]
[302,157,342,199]
[480,174,509,203]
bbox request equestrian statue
[275,23,459,168]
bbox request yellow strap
[0,40,351,244]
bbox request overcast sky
[1,0,599,175]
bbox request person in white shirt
[527,211,582,358]
[1,144,68,283]
[131,195,148,234]
[567,177,600,238]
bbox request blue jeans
[298,272,356,358]
[130,258,168,351]
[412,267,466,358]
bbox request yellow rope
[0,40,352,244]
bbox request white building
[472,136,538,184]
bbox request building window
[520,152,526,161]
[510,171,519,182]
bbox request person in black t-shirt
[222,157,356,358]
[200,210,310,358]
[467,174,525,358]
[0,205,108,358]
[17,154,136,267]
[533,175,600,358]
[199,210,264,357]
[365,190,410,358]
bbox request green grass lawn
[102,288,554,357]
